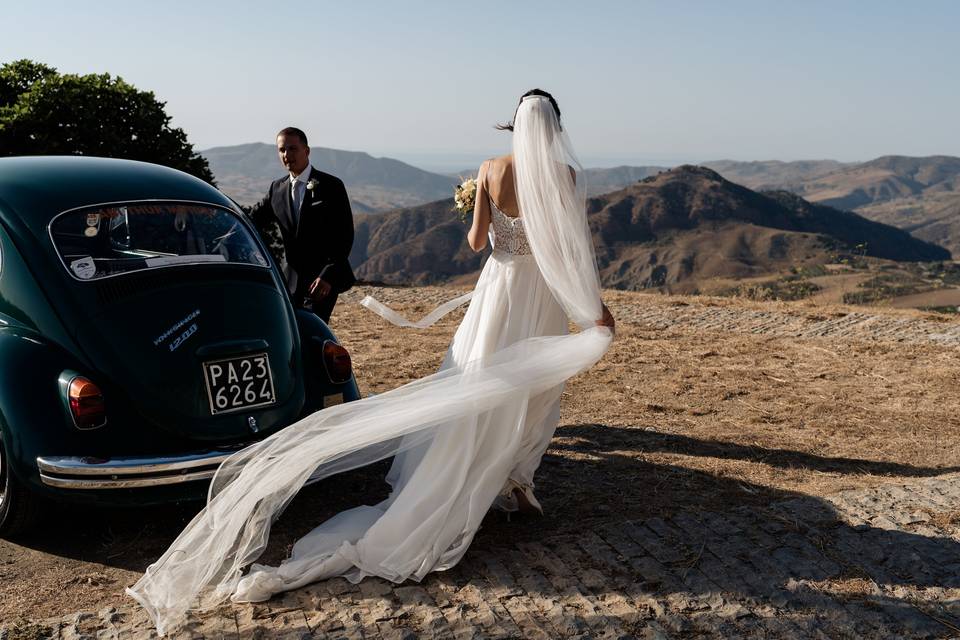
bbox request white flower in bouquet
[453,177,477,223]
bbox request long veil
[126,95,612,636]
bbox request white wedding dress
[223,201,569,599]
[128,95,612,636]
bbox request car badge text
[154,310,201,351]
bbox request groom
[247,127,355,323]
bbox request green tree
[0,59,214,183]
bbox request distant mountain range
[586,156,960,256]
[351,166,948,290]
[700,159,853,191]
[205,144,960,257]
[201,143,459,212]
[445,165,667,197]
[204,144,663,210]
[581,166,664,195]
[707,156,960,255]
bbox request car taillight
[322,341,353,384]
[68,377,107,429]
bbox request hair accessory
[521,95,549,103]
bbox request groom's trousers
[303,293,338,325]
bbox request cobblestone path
[6,476,959,639]
[345,286,960,347]
[611,300,960,347]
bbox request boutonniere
[306,178,319,195]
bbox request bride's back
[484,154,576,219]
[484,155,520,218]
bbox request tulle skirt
[227,249,568,599]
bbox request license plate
[202,353,276,415]
[323,393,344,408]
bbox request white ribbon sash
[359,290,475,329]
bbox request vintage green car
[0,156,361,535]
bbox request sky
[2,1,958,171]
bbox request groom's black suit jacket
[248,168,356,303]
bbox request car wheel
[0,435,42,537]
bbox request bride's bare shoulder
[483,155,513,181]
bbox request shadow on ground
[8,423,960,637]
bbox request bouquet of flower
[453,177,477,223]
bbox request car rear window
[49,202,270,281]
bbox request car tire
[0,435,43,537]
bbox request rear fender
[0,329,83,492]
[294,310,360,415]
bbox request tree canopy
[0,60,214,183]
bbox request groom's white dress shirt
[289,163,313,228]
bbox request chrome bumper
[36,449,243,489]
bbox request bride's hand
[596,303,615,334]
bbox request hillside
[351,166,948,291]
[793,156,960,253]
[202,143,458,210]
[702,159,851,190]
[581,165,665,196]
[351,202,485,285]
[588,166,948,290]
[708,156,960,254]
[792,155,960,210]
[856,192,960,253]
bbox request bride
[128,89,615,635]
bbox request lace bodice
[489,199,531,255]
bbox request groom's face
[277,134,310,175]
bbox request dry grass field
[2,287,959,624]
[338,287,960,509]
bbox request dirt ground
[3,287,959,625]
[888,287,960,308]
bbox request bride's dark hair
[496,89,561,131]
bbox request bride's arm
[467,161,491,252]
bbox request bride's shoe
[493,480,543,516]
[512,486,543,516]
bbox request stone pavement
[5,475,959,639]
[612,300,960,348]
[5,293,960,639]
[340,286,960,348]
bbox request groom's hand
[308,277,333,302]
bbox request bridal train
[128,92,613,636]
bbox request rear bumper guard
[36,449,245,489]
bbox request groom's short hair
[277,127,308,147]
